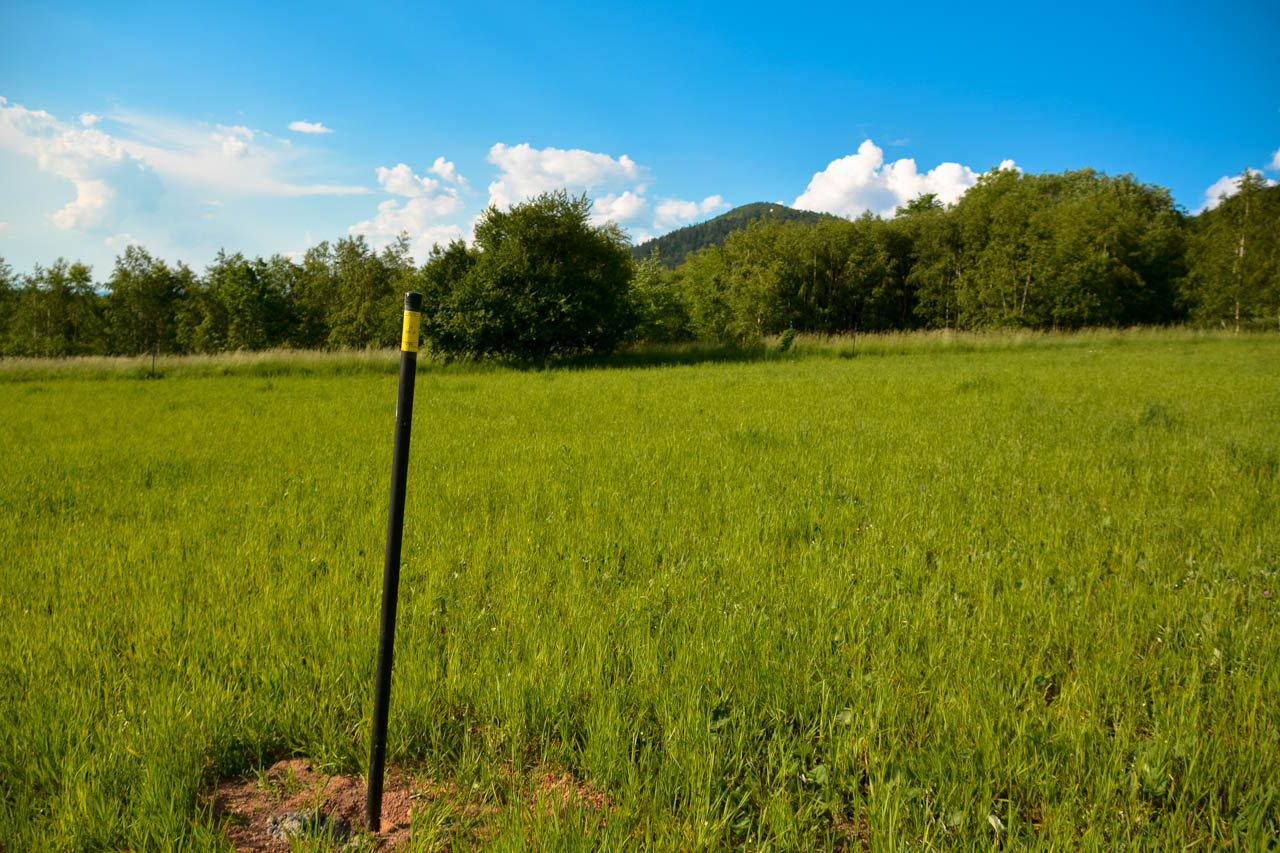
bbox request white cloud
[1198,168,1278,212]
[349,162,466,261]
[0,98,162,231]
[793,139,1015,218]
[653,199,698,227]
[654,194,728,231]
[592,191,650,227]
[289,120,333,134]
[0,221,7,232]
[376,162,446,199]
[428,156,468,189]
[80,113,100,127]
[52,179,115,229]
[482,142,727,241]
[1199,175,1238,212]
[1270,147,1280,172]
[486,142,647,210]
[211,125,253,158]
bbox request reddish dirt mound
[208,758,613,851]
[209,759,419,851]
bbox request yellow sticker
[401,310,421,352]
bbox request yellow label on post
[401,310,421,352]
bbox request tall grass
[1,331,1277,849]
[0,347,404,383]
[0,326,1252,382]
[778,325,1240,358]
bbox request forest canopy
[1,169,1276,359]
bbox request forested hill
[633,202,837,266]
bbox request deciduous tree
[419,192,635,359]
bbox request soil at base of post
[208,759,415,852]
[206,757,615,851]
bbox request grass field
[1,331,1277,850]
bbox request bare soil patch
[208,758,613,851]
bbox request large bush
[418,191,635,359]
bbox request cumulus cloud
[289,120,333,134]
[793,140,1016,218]
[427,156,466,187]
[1198,168,1278,212]
[0,98,163,231]
[654,195,729,231]
[486,142,646,210]
[592,191,650,227]
[349,161,467,260]
[1270,147,1280,172]
[375,162,447,199]
[1199,175,1239,212]
[0,221,7,233]
[481,142,729,241]
[51,179,115,229]
[79,113,100,127]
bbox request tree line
[1,169,1276,360]
[0,235,418,359]
[640,169,1279,342]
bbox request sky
[2,0,1278,275]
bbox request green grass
[1,331,1277,849]
[0,326,1242,382]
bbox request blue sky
[2,0,1277,275]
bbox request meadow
[1,330,1277,850]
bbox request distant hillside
[633,202,838,266]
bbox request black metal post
[366,291,422,831]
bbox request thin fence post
[366,291,422,831]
